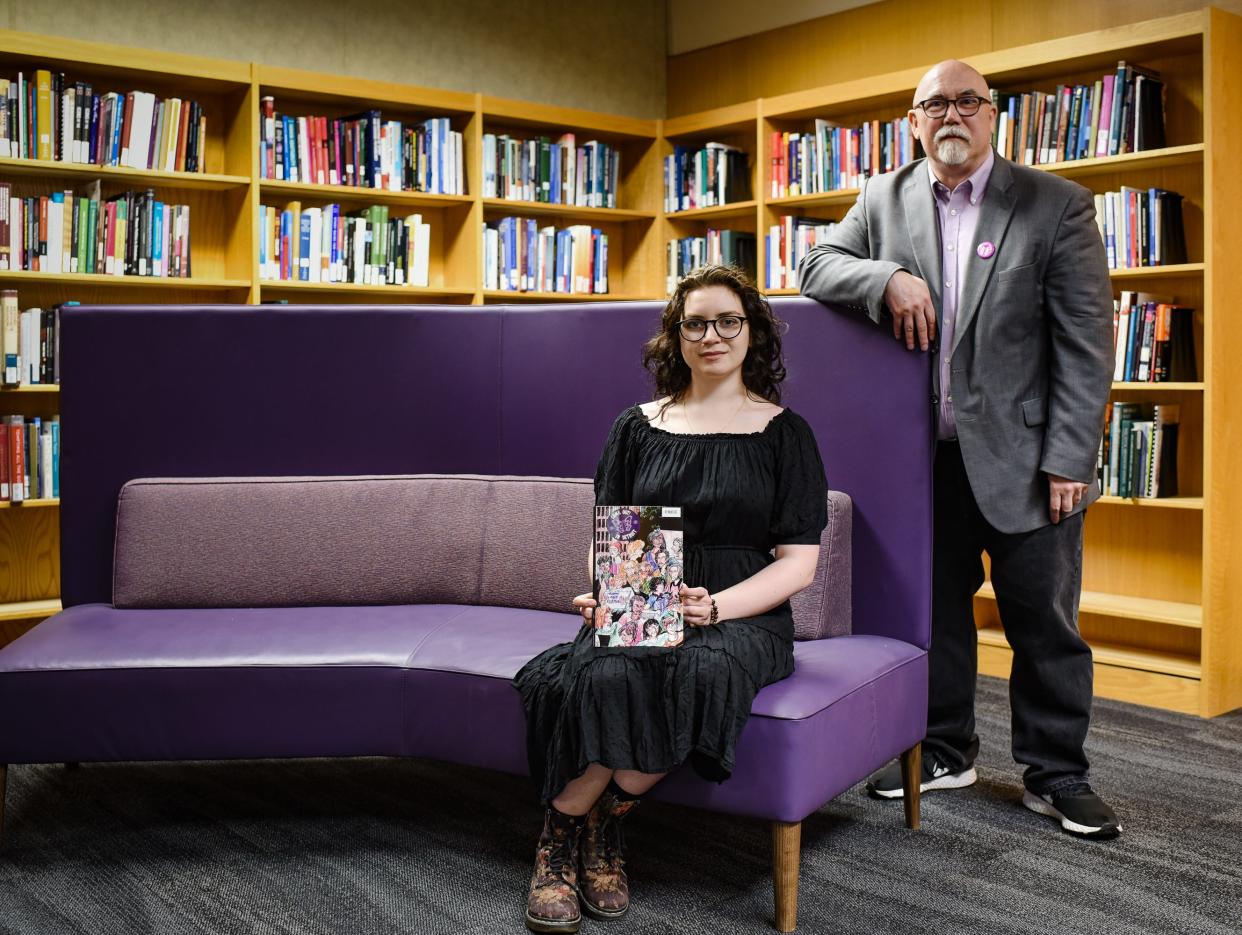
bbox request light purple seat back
[112,474,854,640]
[61,299,930,649]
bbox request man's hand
[679,585,714,627]
[884,270,937,351]
[1047,473,1088,524]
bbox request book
[592,505,685,648]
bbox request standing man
[799,60,1120,838]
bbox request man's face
[909,63,996,173]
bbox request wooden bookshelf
[2,14,1241,718]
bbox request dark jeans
[926,440,1093,794]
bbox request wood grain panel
[0,506,60,603]
[1201,8,1242,717]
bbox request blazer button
[931,394,939,405]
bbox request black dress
[514,404,828,803]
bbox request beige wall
[0,0,667,119]
[667,0,1242,115]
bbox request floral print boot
[525,806,585,933]
[578,788,640,919]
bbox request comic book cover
[592,505,685,648]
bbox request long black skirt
[513,619,794,804]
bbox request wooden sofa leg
[900,742,922,830]
[772,820,800,933]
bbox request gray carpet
[2,676,1240,935]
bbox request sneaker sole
[1021,790,1122,838]
[868,767,978,799]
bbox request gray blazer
[799,153,1114,534]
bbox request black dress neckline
[631,403,791,440]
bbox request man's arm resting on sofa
[797,184,904,326]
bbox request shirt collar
[928,148,995,205]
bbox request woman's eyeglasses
[678,316,747,341]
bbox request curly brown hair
[642,264,786,419]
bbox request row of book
[666,231,756,294]
[482,219,608,294]
[990,62,1166,167]
[0,71,207,172]
[0,183,192,278]
[1098,403,1179,499]
[769,119,918,198]
[765,216,838,290]
[1095,187,1187,270]
[664,144,750,213]
[1113,292,1196,384]
[482,134,620,208]
[259,203,431,287]
[1,414,58,503]
[1,291,64,387]
[259,100,463,195]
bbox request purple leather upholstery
[0,602,924,823]
[0,299,932,827]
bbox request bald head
[914,60,991,107]
[908,59,997,185]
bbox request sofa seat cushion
[397,615,927,819]
[0,602,491,764]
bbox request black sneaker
[1022,783,1122,839]
[865,753,977,799]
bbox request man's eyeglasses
[678,316,747,341]
[915,95,987,119]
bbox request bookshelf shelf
[666,200,758,222]
[257,282,476,300]
[260,180,474,210]
[764,288,800,297]
[0,498,59,509]
[1109,263,1204,280]
[481,290,647,303]
[0,599,62,623]
[1094,495,1204,510]
[766,189,860,211]
[975,582,1202,628]
[977,627,1201,678]
[0,385,59,394]
[0,156,250,191]
[1111,382,1203,392]
[1035,143,1204,180]
[0,271,250,290]
[481,199,656,223]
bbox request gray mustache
[936,127,971,142]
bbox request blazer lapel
[951,155,1018,355]
[901,168,942,312]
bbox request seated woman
[514,264,827,934]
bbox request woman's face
[679,285,749,384]
[651,531,665,549]
[644,620,659,637]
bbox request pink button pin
[976,241,996,259]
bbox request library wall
[667,0,1242,115]
[0,0,666,119]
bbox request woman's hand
[573,593,597,625]
[679,585,713,627]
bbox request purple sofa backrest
[60,299,931,649]
[111,474,853,640]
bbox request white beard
[936,135,970,166]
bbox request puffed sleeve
[769,411,829,545]
[593,406,643,506]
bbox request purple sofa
[0,299,932,931]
